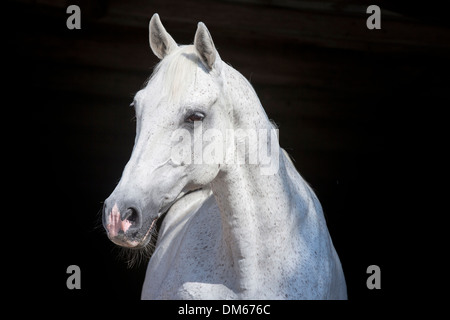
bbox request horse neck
[209,66,304,297]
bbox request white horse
[103,13,347,299]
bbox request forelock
[145,45,203,104]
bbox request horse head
[103,14,229,248]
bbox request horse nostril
[124,207,139,224]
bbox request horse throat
[210,152,296,298]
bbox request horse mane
[146,45,203,104]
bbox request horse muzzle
[102,201,155,248]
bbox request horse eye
[185,111,205,123]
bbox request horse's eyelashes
[185,111,205,123]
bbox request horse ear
[194,22,220,71]
[149,13,178,59]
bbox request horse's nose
[102,201,141,237]
[122,207,139,224]
[102,202,109,230]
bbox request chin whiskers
[116,239,157,269]
[115,212,166,268]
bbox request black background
[7,0,449,302]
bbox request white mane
[146,45,205,104]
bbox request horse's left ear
[194,22,221,71]
[149,13,178,59]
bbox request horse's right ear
[149,13,178,59]
[194,22,220,71]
